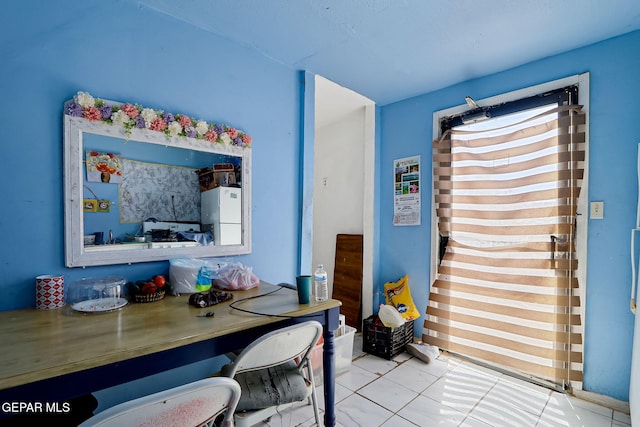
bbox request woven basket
[133,289,165,303]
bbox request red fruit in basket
[141,282,158,294]
[153,275,166,288]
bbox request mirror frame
[63,99,252,267]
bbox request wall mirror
[63,93,252,267]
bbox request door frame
[430,72,590,377]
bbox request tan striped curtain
[424,104,586,389]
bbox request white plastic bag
[378,304,405,328]
[169,258,226,295]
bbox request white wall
[313,107,365,295]
[313,75,375,325]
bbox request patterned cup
[36,275,65,310]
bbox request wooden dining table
[0,282,342,426]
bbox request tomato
[153,275,166,288]
[141,282,158,294]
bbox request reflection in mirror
[82,134,241,248]
[64,94,251,267]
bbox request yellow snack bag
[384,274,421,321]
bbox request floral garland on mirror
[65,91,252,148]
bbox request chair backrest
[78,377,241,427]
[225,321,323,377]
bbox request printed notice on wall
[393,155,421,226]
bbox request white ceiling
[137,0,640,106]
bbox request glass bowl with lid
[66,276,128,313]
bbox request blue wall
[0,0,303,311]
[1,0,304,408]
[378,31,640,401]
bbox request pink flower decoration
[121,104,139,118]
[204,130,218,142]
[226,127,238,139]
[67,93,253,147]
[150,118,167,132]
[178,115,192,128]
[83,106,102,121]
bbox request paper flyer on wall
[393,155,421,226]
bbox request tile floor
[261,334,632,427]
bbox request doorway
[312,75,376,324]
[427,74,589,392]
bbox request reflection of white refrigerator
[201,186,242,245]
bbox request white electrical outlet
[590,201,604,219]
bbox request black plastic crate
[362,315,414,360]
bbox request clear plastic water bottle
[314,264,328,302]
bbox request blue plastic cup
[296,275,312,304]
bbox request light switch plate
[590,201,604,219]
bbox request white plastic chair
[221,320,323,427]
[77,377,241,427]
